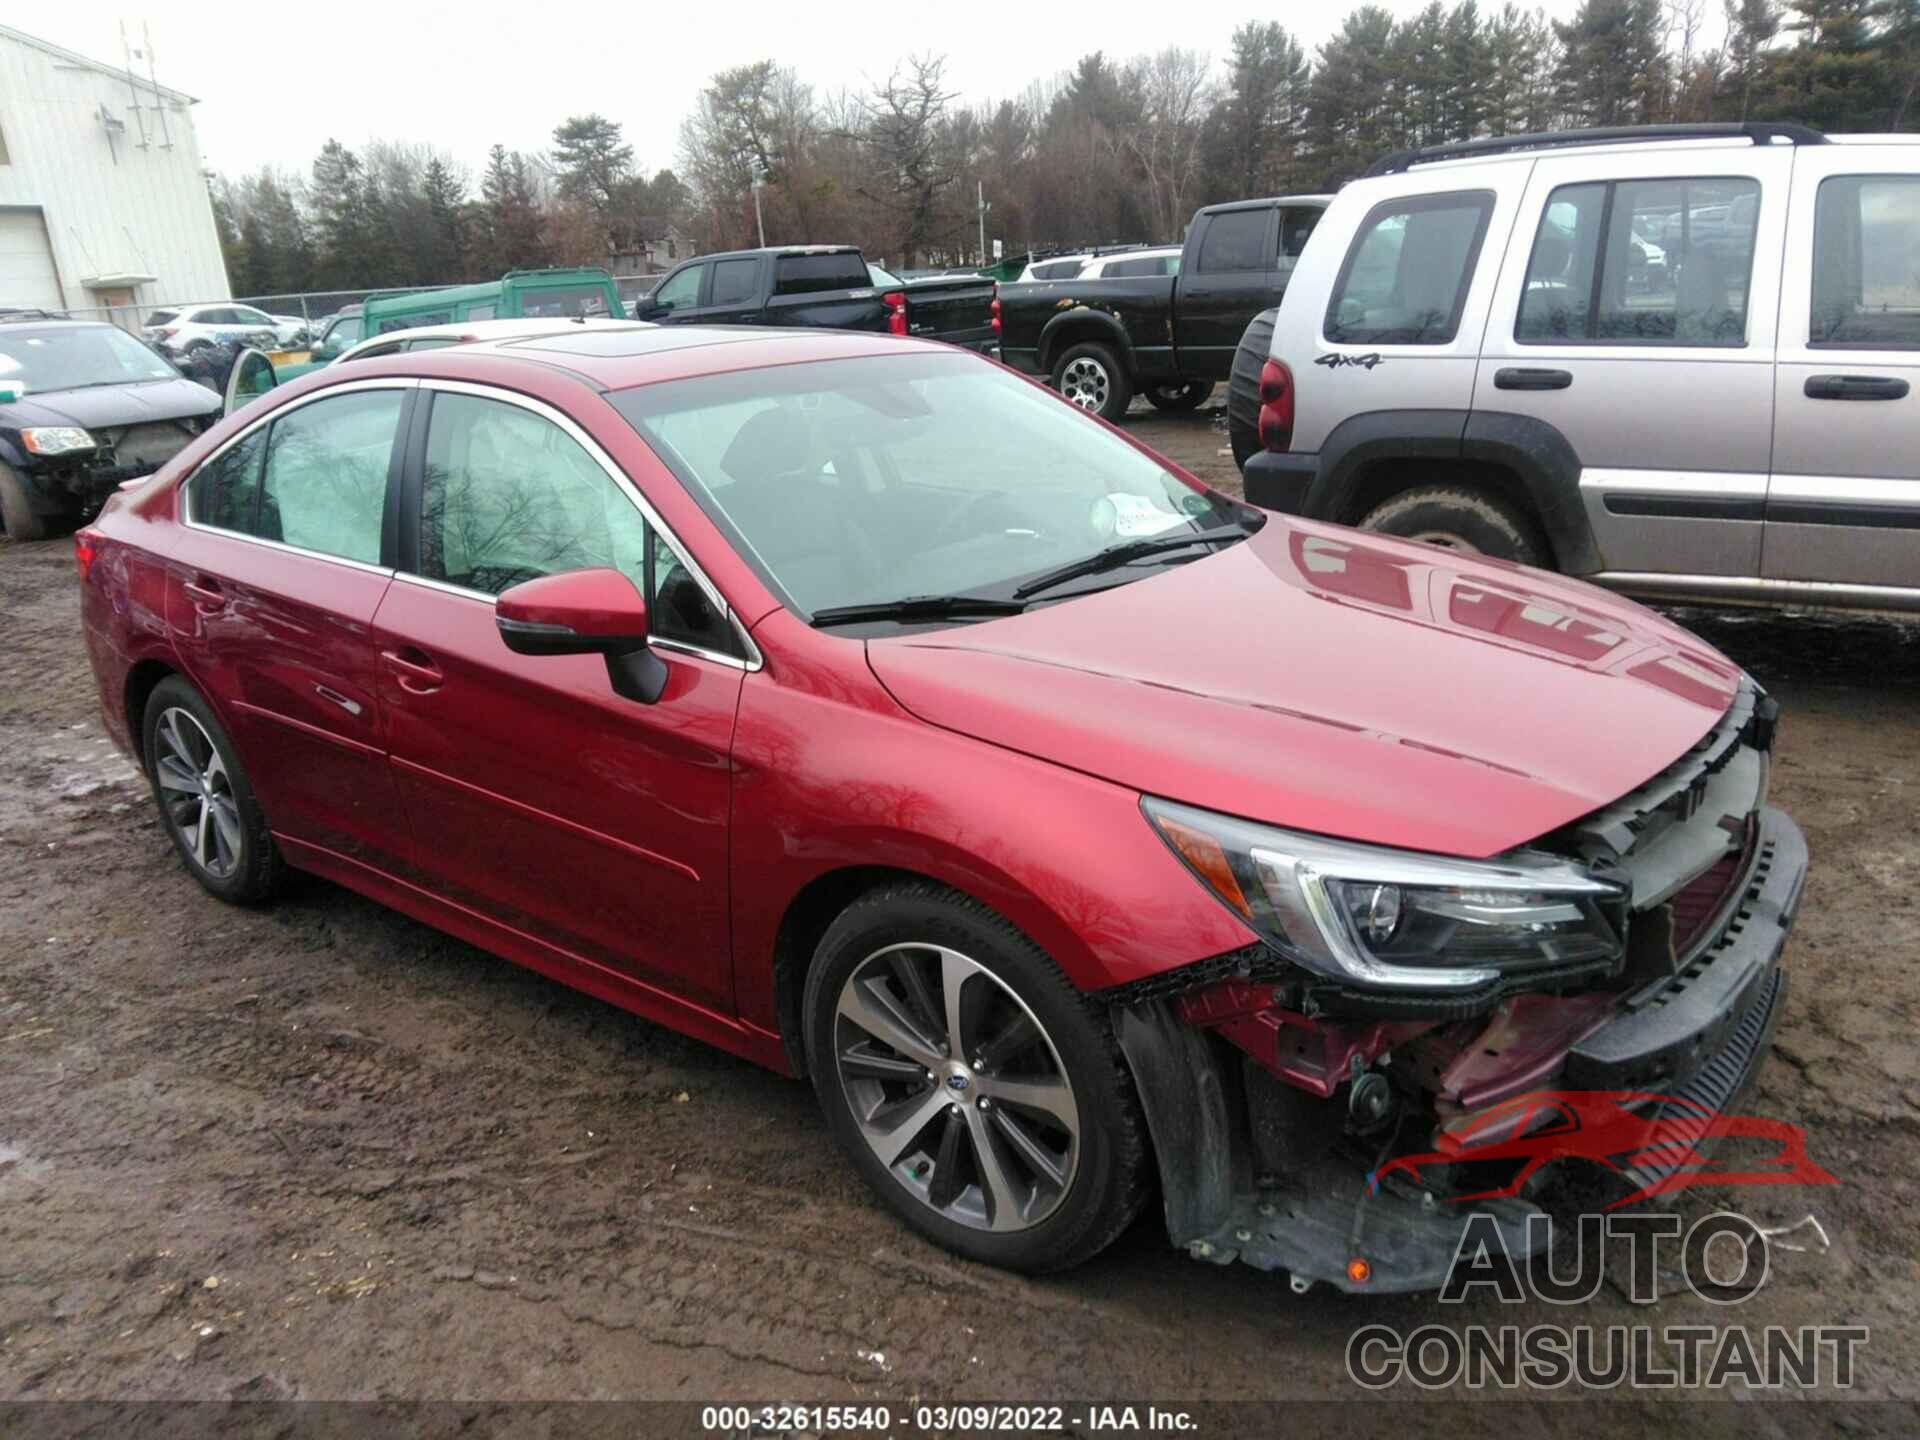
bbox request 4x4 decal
[1316,351,1385,370]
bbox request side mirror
[637,303,667,321]
[495,567,669,703]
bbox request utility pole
[976,181,992,268]
[752,161,768,247]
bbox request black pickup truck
[635,245,998,350]
[996,195,1329,422]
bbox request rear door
[1766,150,1920,591]
[1174,206,1318,379]
[371,381,746,1009]
[168,379,414,872]
[1474,146,1793,577]
[693,256,765,324]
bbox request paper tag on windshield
[1106,493,1187,538]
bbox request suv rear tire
[1227,308,1277,469]
[1050,341,1133,424]
[1359,484,1549,567]
[0,463,48,542]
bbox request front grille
[1669,828,1751,955]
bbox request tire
[1145,380,1213,413]
[1049,341,1133,424]
[803,881,1150,1274]
[1227,307,1277,470]
[141,676,286,903]
[1358,484,1550,567]
[0,462,48,542]
[184,338,212,355]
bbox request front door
[372,383,745,1010]
[642,263,706,324]
[167,381,413,872]
[1474,146,1794,577]
[1766,154,1920,591]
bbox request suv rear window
[1517,177,1760,346]
[774,253,869,295]
[144,310,178,326]
[1325,192,1494,346]
[1812,174,1920,348]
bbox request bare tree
[857,54,959,266]
[1124,48,1216,242]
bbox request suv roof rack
[1363,122,1827,177]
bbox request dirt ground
[2,402,1918,1429]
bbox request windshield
[0,326,180,393]
[611,351,1249,621]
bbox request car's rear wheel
[142,676,285,903]
[804,882,1149,1273]
[0,462,47,542]
[1359,484,1549,567]
[1145,380,1213,413]
[1050,341,1133,424]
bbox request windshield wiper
[810,594,1028,628]
[1011,525,1249,600]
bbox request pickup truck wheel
[142,676,286,903]
[0,463,48,542]
[1145,381,1213,413]
[1227,307,1278,469]
[1359,485,1549,567]
[804,882,1149,1274]
[1051,342,1133,424]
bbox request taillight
[158,327,177,341]
[990,283,1001,335]
[74,529,102,582]
[882,291,908,336]
[1257,358,1295,452]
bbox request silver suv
[1236,123,1920,614]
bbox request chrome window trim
[176,376,419,576]
[413,379,764,671]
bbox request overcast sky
[36,2,1699,182]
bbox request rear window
[774,253,870,295]
[375,310,451,336]
[1325,191,1494,346]
[144,310,178,326]
[1030,259,1084,280]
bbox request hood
[864,518,1743,859]
[2,378,221,433]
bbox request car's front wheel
[1359,484,1550,567]
[0,462,48,542]
[804,883,1149,1273]
[142,676,285,903]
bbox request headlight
[1143,797,1625,991]
[21,426,97,456]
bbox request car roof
[335,316,650,361]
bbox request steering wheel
[932,492,1041,550]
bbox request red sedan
[76,327,1807,1288]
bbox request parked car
[76,324,1804,1293]
[275,305,364,381]
[997,196,1330,421]
[142,303,286,357]
[361,267,626,342]
[0,317,219,540]
[1236,121,1920,614]
[638,246,997,351]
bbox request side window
[350,341,403,362]
[466,303,496,321]
[652,265,705,313]
[710,258,759,306]
[1812,174,1920,348]
[188,428,268,533]
[1517,176,1760,346]
[648,529,735,654]
[257,390,403,563]
[420,393,650,596]
[1326,191,1494,345]
[1195,210,1269,272]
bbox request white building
[0,23,229,326]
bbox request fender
[1036,306,1137,376]
[1115,1001,1236,1246]
[1297,408,1601,575]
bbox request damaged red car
[76,328,1806,1293]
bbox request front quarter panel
[727,611,1257,1034]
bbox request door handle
[1494,367,1574,391]
[381,648,445,694]
[1804,374,1910,401]
[182,575,225,610]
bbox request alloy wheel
[1059,357,1110,411]
[833,943,1080,1233]
[152,707,243,879]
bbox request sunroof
[511,328,773,358]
